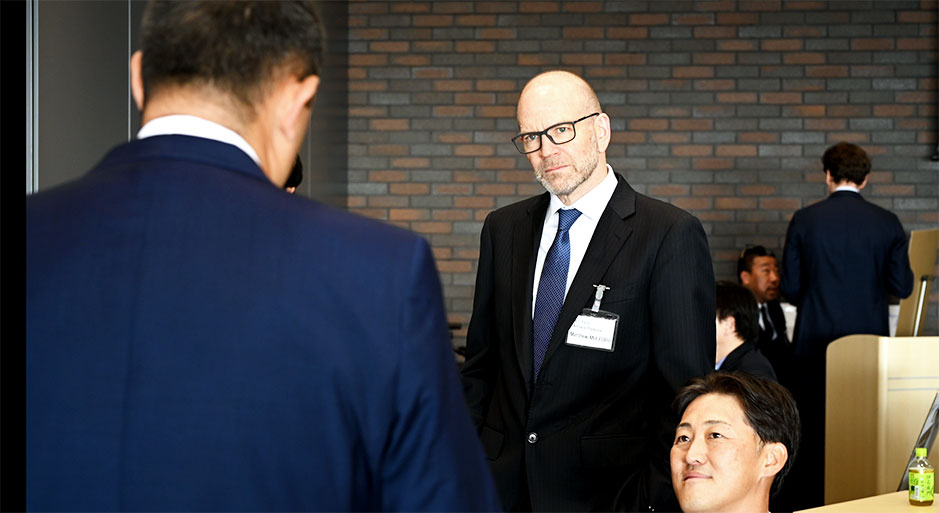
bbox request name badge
[566,284,619,352]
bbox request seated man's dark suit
[719,341,778,381]
[26,135,501,511]
[461,172,715,512]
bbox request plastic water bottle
[909,447,934,506]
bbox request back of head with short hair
[822,142,870,186]
[716,281,760,345]
[674,371,801,496]
[736,244,776,279]
[140,1,323,115]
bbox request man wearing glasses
[461,70,716,512]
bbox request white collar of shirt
[532,164,618,317]
[834,184,860,193]
[136,115,261,166]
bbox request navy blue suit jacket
[719,342,778,381]
[780,191,914,357]
[27,135,501,511]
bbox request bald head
[517,70,601,125]
[514,70,611,205]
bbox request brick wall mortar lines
[346,0,939,341]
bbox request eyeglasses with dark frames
[511,112,600,154]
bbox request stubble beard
[534,148,601,198]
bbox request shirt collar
[136,115,261,166]
[547,163,618,220]
[834,184,860,193]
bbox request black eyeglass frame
[511,112,600,154]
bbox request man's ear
[595,112,612,153]
[857,175,869,190]
[740,270,752,286]
[130,50,145,112]
[279,74,320,140]
[760,442,788,479]
[716,315,735,339]
[723,316,737,337]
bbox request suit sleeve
[780,213,803,305]
[886,217,914,299]
[649,213,716,391]
[460,213,496,430]
[380,236,501,512]
[645,213,716,511]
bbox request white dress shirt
[532,164,618,317]
[136,114,261,166]
[834,184,860,193]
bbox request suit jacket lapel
[513,194,550,387]
[542,174,636,368]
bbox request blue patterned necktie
[533,208,582,381]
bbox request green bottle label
[909,470,934,501]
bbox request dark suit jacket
[461,172,715,512]
[26,135,501,511]
[719,342,778,381]
[780,191,914,357]
[757,300,793,384]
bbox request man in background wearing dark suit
[26,2,500,510]
[715,281,777,381]
[737,245,792,385]
[779,141,914,510]
[461,70,715,512]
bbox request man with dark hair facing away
[671,371,800,513]
[715,281,777,381]
[26,2,500,510]
[779,141,913,509]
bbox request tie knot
[557,208,582,232]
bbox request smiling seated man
[670,372,800,513]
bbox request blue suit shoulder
[793,191,906,229]
[289,195,428,252]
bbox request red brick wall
[344,0,939,342]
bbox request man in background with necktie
[461,70,716,512]
[737,245,792,385]
[736,245,800,511]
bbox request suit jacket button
[527,432,538,444]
